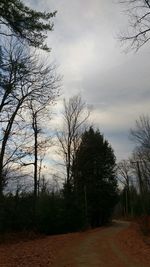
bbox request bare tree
[131,147,150,193]
[0,38,59,196]
[24,101,54,199]
[117,160,132,187]
[130,115,150,148]
[117,159,133,215]
[130,115,150,191]
[119,0,150,51]
[57,95,90,186]
[130,115,150,214]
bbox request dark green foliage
[0,192,63,234]
[62,183,86,232]
[0,193,35,232]
[0,128,119,235]
[0,190,85,235]
[0,0,56,51]
[119,185,150,217]
[36,192,65,234]
[72,127,118,227]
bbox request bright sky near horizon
[27,0,150,167]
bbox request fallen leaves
[117,221,150,266]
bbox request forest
[0,0,150,238]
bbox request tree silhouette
[119,0,150,51]
[0,39,59,196]
[0,0,56,51]
[72,127,118,227]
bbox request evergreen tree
[0,0,56,51]
[72,127,118,227]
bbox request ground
[0,221,150,267]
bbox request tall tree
[117,160,133,216]
[130,115,150,149]
[119,0,150,51]
[24,100,54,199]
[72,127,118,227]
[57,95,90,186]
[130,115,150,214]
[0,39,59,196]
[56,95,90,231]
[0,0,56,51]
[130,115,150,191]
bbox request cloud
[28,0,150,164]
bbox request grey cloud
[83,47,150,108]
[29,0,150,161]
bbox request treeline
[0,0,118,235]
[117,116,150,225]
[118,1,150,230]
[0,127,118,234]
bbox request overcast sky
[29,0,150,163]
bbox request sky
[28,0,150,166]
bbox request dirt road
[53,221,148,267]
[0,220,150,267]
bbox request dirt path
[53,221,148,267]
[0,220,150,267]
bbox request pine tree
[72,127,118,227]
[0,0,56,51]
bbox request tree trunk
[0,102,21,195]
[33,116,38,199]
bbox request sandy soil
[0,221,150,267]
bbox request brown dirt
[117,221,150,267]
[0,220,150,267]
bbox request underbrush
[0,230,44,245]
[137,216,150,236]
